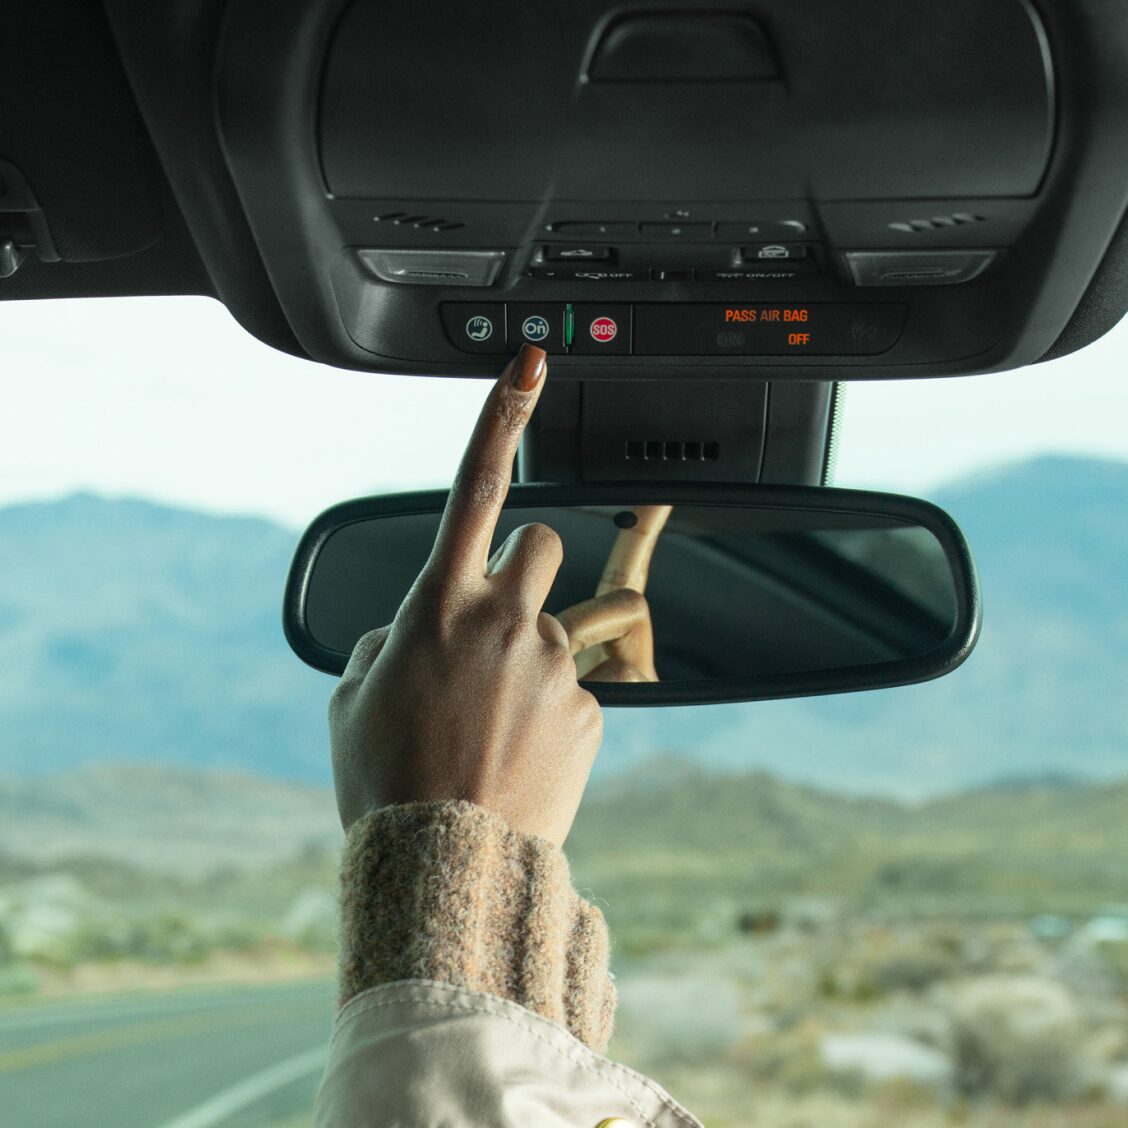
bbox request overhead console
[215,0,1128,380]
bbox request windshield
[3,296,1127,1127]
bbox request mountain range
[4,759,1126,929]
[1,454,1126,796]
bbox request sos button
[571,304,631,355]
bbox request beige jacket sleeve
[313,800,702,1128]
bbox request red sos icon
[589,316,618,343]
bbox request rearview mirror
[284,485,980,706]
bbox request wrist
[336,799,616,1052]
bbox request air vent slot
[374,211,465,232]
[888,212,986,233]
[624,440,720,462]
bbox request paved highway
[0,980,336,1128]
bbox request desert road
[0,980,336,1128]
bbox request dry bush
[611,973,745,1065]
[949,976,1084,1104]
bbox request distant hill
[0,762,339,878]
[4,761,1127,934]
[1,455,1127,795]
[0,494,331,779]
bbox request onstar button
[440,302,507,354]
[571,304,632,355]
[507,303,568,354]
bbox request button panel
[441,302,905,356]
[532,239,821,281]
[550,219,813,239]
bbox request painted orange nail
[510,343,547,391]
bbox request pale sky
[0,295,1125,527]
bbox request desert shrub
[736,908,781,935]
[611,974,744,1065]
[1095,939,1128,988]
[949,976,1083,1103]
[869,949,956,994]
[734,1024,830,1096]
[60,912,211,964]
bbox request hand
[328,344,603,847]
[557,587,656,682]
[556,504,673,683]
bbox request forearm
[336,799,616,1052]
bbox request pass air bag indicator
[724,307,810,323]
[633,303,906,355]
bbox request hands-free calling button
[439,302,506,353]
[466,316,493,341]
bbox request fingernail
[510,343,547,391]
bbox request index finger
[427,343,547,582]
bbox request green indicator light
[564,303,575,348]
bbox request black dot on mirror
[613,510,638,529]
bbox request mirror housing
[283,484,980,706]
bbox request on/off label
[589,316,618,343]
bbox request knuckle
[611,587,647,614]
[328,679,351,719]
[456,463,508,509]
[539,611,570,651]
[355,626,386,651]
[577,688,604,731]
[495,390,533,433]
[547,638,578,677]
[517,521,563,559]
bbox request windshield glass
[3,296,1127,1128]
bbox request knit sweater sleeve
[335,800,617,1054]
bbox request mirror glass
[302,502,961,684]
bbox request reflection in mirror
[304,503,960,685]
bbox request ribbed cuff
[336,800,617,1053]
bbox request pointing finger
[427,344,547,584]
